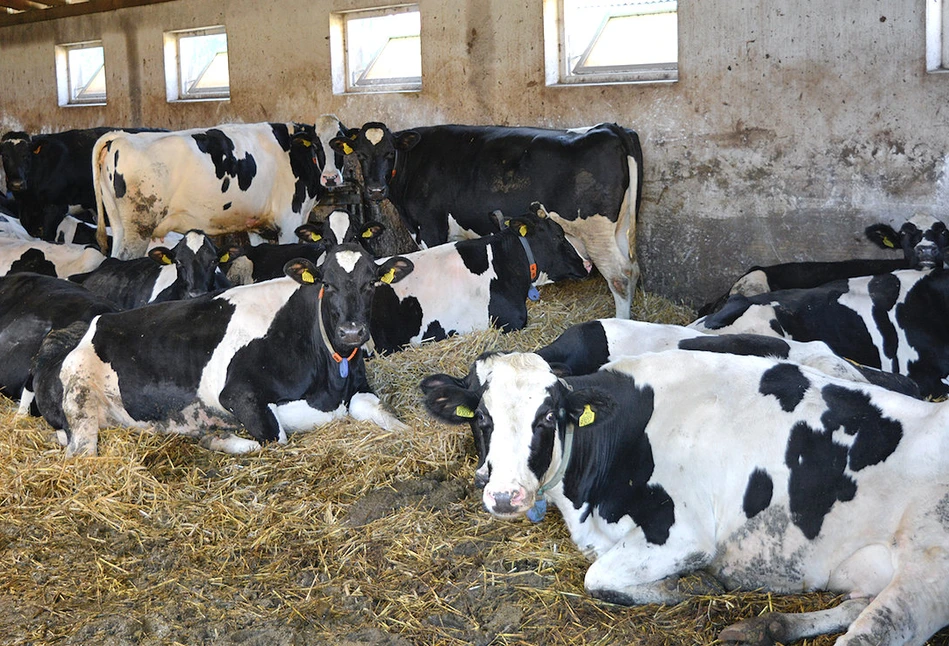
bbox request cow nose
[474,470,489,489]
[489,491,517,514]
[336,322,368,345]
[367,186,387,201]
[321,173,341,188]
[9,179,26,191]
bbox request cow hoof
[719,614,790,646]
[199,432,261,454]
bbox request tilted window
[164,26,230,102]
[330,5,422,94]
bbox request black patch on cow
[742,468,773,518]
[223,202,232,211]
[697,295,753,330]
[895,269,949,398]
[867,273,902,372]
[113,171,126,199]
[221,176,230,193]
[456,243,490,275]
[537,320,612,376]
[769,319,784,335]
[369,286,424,354]
[9,248,57,277]
[679,334,792,359]
[759,363,810,412]
[270,123,291,152]
[423,320,452,342]
[820,383,903,471]
[563,372,675,545]
[192,129,258,190]
[785,421,855,540]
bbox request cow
[369,205,589,354]
[68,230,230,310]
[0,272,117,408]
[698,213,949,316]
[0,127,162,239]
[421,350,949,646]
[94,121,333,259]
[0,239,105,277]
[536,318,921,397]
[330,122,642,319]
[32,244,414,457]
[689,268,949,399]
[54,209,109,249]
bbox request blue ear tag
[526,498,547,523]
[527,286,540,301]
[339,358,350,378]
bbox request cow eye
[542,410,557,426]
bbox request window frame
[54,40,107,107]
[329,4,422,95]
[543,0,679,87]
[163,25,230,103]
[927,0,949,73]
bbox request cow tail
[607,123,644,220]
[92,136,112,254]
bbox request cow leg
[719,598,869,645]
[198,432,261,454]
[219,387,284,444]
[348,392,408,431]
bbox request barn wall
[0,0,945,306]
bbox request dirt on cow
[1,276,948,646]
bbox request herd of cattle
[2,117,949,644]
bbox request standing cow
[94,120,338,259]
[422,350,949,645]
[33,245,413,456]
[330,122,642,319]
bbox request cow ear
[148,247,175,265]
[565,388,616,429]
[284,258,322,285]
[376,256,414,285]
[421,381,480,425]
[865,224,899,249]
[547,362,573,378]
[394,130,421,151]
[329,136,356,156]
[295,223,324,242]
[219,245,244,264]
[530,202,550,218]
[505,216,534,238]
[420,373,469,394]
[360,220,386,239]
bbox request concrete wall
[0,0,945,306]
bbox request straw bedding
[0,275,946,645]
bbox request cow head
[329,122,420,201]
[865,213,949,269]
[422,352,613,518]
[314,114,345,188]
[148,230,231,298]
[0,131,32,193]
[296,211,386,251]
[287,244,413,354]
[498,203,590,285]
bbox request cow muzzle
[336,322,369,346]
[483,486,532,518]
[366,186,388,202]
[915,244,942,268]
[8,179,26,192]
[321,171,343,188]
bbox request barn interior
[1,1,948,645]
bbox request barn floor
[1,275,948,646]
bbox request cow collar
[316,285,359,378]
[499,222,540,301]
[526,418,575,523]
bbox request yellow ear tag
[455,405,475,418]
[342,142,354,155]
[518,225,528,237]
[380,268,396,284]
[361,229,374,239]
[883,238,895,249]
[578,404,595,427]
[301,140,312,147]
[33,145,42,154]
[309,233,322,242]
[160,253,173,265]
[220,252,230,263]
[301,269,315,284]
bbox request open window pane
[164,26,230,101]
[56,41,106,106]
[332,5,421,94]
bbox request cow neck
[316,285,358,378]
[503,227,540,301]
[526,418,575,523]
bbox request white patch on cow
[316,114,344,186]
[0,215,33,241]
[269,400,348,433]
[365,128,384,146]
[199,433,262,454]
[446,214,480,241]
[16,388,33,416]
[348,392,407,431]
[335,249,362,273]
[148,265,178,302]
[184,230,206,254]
[327,210,351,244]
[730,269,770,297]
[0,239,106,277]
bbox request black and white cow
[330,122,642,318]
[690,268,949,399]
[422,350,949,645]
[698,214,949,316]
[0,210,33,241]
[68,230,230,310]
[32,244,414,456]
[0,239,105,277]
[0,127,162,239]
[370,206,589,354]
[536,318,921,397]
[93,121,336,259]
[0,272,117,405]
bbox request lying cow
[0,238,105,277]
[698,213,948,316]
[94,120,339,259]
[331,121,642,319]
[690,268,949,399]
[69,230,229,309]
[422,350,949,645]
[33,245,414,456]
[536,318,920,397]
[370,205,589,354]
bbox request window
[927,0,949,72]
[163,26,230,101]
[544,0,678,85]
[330,5,421,94]
[55,41,106,106]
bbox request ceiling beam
[0,0,178,28]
